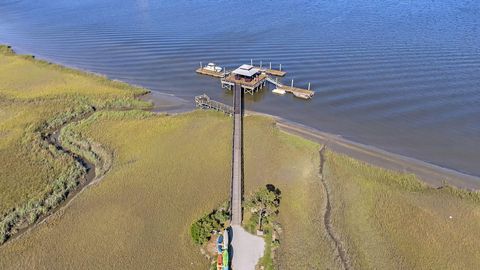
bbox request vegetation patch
[243,185,281,270]
[190,202,229,245]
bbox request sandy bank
[273,117,480,190]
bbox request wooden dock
[251,61,286,77]
[221,73,268,95]
[263,68,286,77]
[196,67,227,78]
[255,67,286,77]
[194,88,243,226]
[266,77,314,99]
[279,85,315,99]
[230,84,242,225]
[194,94,233,115]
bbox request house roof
[232,64,260,77]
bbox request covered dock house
[221,64,267,95]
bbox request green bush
[190,203,229,245]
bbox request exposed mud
[319,146,351,270]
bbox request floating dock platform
[279,85,314,99]
[196,67,227,78]
[266,77,314,99]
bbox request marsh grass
[0,46,150,243]
[326,151,480,269]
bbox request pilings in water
[250,59,286,77]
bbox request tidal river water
[1,0,479,177]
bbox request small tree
[248,185,281,230]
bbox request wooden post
[251,59,253,66]
[308,82,311,91]
[291,79,294,87]
[269,62,272,69]
[200,62,202,68]
[260,61,263,69]
[279,64,282,71]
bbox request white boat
[293,91,312,99]
[204,62,223,73]
[272,88,286,95]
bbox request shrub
[190,203,229,245]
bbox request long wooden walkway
[230,84,242,225]
[194,91,242,225]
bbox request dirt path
[319,146,351,270]
[230,225,265,270]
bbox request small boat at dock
[292,91,312,99]
[204,62,223,73]
[272,88,286,95]
[196,62,227,78]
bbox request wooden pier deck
[255,67,286,77]
[221,73,268,95]
[196,67,227,78]
[194,94,233,115]
[264,68,286,77]
[230,83,242,225]
[194,87,243,226]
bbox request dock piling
[308,82,311,91]
[250,59,253,66]
[260,60,263,69]
[291,79,294,87]
[269,62,272,69]
[279,64,282,71]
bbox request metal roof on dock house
[232,64,260,77]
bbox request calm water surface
[1,0,479,177]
